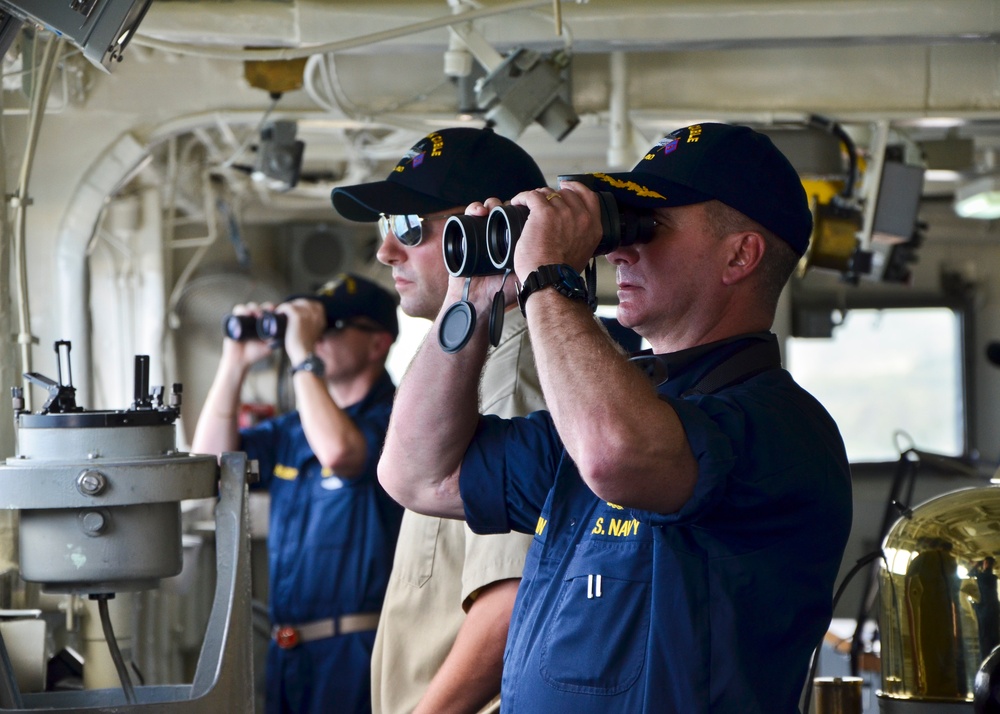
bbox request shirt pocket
[540,540,652,695]
[396,514,441,588]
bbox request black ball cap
[331,127,546,222]
[578,123,814,257]
[289,273,399,339]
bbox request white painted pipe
[607,51,633,169]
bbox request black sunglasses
[327,318,385,334]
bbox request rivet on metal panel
[76,470,107,496]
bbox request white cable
[303,54,339,114]
[323,53,366,120]
[13,33,63,408]
[304,50,454,124]
[449,0,573,47]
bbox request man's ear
[722,231,765,286]
[371,331,395,362]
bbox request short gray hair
[702,200,800,309]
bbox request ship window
[387,311,431,385]
[389,305,966,465]
[786,307,964,463]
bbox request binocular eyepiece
[223,312,287,343]
[441,175,657,278]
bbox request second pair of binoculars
[223,311,287,343]
[442,174,657,278]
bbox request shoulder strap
[682,339,782,397]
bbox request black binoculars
[441,174,657,278]
[223,312,287,343]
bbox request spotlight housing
[954,175,1000,220]
[0,0,152,71]
[475,48,579,142]
[252,120,305,192]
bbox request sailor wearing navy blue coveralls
[378,124,853,713]
[192,273,404,714]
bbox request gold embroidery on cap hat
[590,172,666,199]
[428,131,445,157]
[316,274,355,297]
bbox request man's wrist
[517,264,589,316]
[290,353,326,378]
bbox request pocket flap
[564,541,653,583]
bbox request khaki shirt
[371,309,544,714]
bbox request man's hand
[221,302,277,370]
[278,298,327,366]
[509,181,605,282]
[194,300,278,457]
[442,198,520,314]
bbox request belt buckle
[275,625,299,649]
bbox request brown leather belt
[271,612,380,649]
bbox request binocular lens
[221,312,287,342]
[257,312,287,342]
[443,215,502,277]
[438,184,657,279]
[486,205,530,271]
[224,314,257,341]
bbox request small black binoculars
[223,312,287,343]
[441,174,657,278]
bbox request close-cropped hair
[702,200,800,309]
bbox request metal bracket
[0,453,255,711]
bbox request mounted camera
[440,174,657,277]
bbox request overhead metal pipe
[607,51,633,169]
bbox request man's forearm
[378,291,492,518]
[292,371,368,477]
[524,290,697,513]
[412,578,520,714]
[191,357,246,456]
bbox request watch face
[306,358,325,375]
[518,264,590,316]
[293,355,326,376]
[554,264,587,297]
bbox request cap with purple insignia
[579,123,813,256]
[331,127,546,222]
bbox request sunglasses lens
[379,214,423,246]
[377,215,392,241]
[394,215,423,246]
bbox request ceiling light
[924,169,961,183]
[954,175,1000,220]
